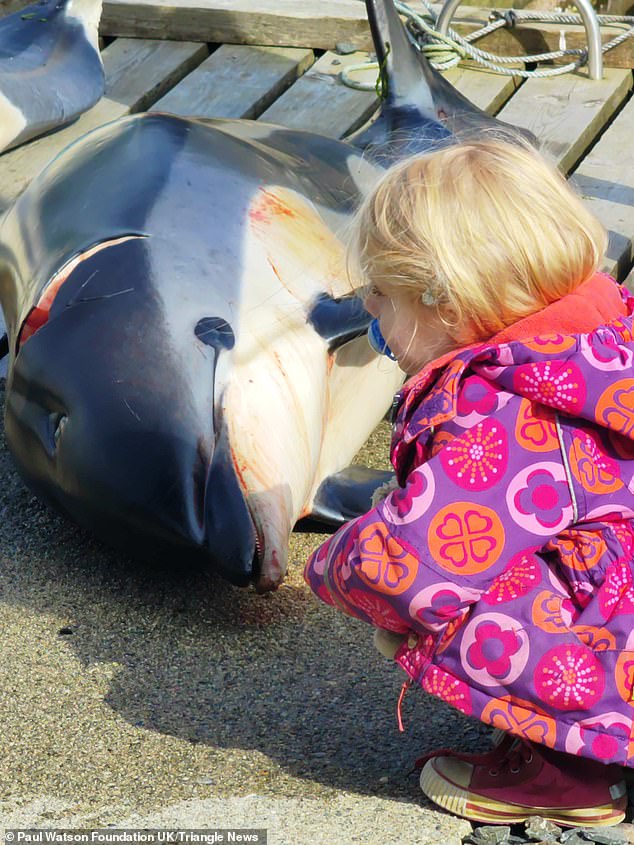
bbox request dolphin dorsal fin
[350,0,526,161]
[366,0,435,112]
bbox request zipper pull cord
[396,678,413,733]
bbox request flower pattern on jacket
[305,275,634,767]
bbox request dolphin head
[4,234,259,586]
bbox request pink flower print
[534,644,605,711]
[513,361,586,414]
[393,472,426,518]
[461,612,530,687]
[466,620,523,679]
[515,468,571,528]
[581,331,633,372]
[507,463,573,536]
[440,419,508,491]
[577,726,622,763]
[381,464,436,526]
[565,712,632,764]
[457,376,498,420]
[409,582,481,632]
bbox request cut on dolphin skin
[17,237,144,350]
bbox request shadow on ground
[0,384,490,805]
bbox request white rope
[340,0,634,87]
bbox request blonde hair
[348,139,607,343]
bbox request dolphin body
[0,0,104,154]
[0,0,519,591]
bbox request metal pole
[435,0,604,79]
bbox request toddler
[305,139,634,827]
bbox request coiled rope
[341,0,634,84]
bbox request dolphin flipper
[0,0,104,154]
[308,293,372,351]
[301,466,396,529]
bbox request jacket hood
[393,273,634,451]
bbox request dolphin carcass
[0,0,520,591]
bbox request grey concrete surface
[0,381,489,843]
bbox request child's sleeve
[304,396,574,636]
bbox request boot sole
[420,758,627,827]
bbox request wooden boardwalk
[0,31,632,285]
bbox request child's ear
[438,302,472,345]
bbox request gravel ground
[0,381,544,843]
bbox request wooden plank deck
[0,24,633,301]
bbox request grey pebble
[335,41,358,54]
[561,831,585,844]
[469,826,512,844]
[525,817,563,841]
[580,830,628,845]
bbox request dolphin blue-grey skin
[0,0,524,591]
[0,0,103,153]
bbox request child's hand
[373,628,406,659]
[371,475,401,508]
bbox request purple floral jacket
[305,273,634,767]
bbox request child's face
[364,283,456,375]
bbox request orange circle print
[481,696,557,747]
[521,335,576,355]
[355,521,419,595]
[428,503,504,576]
[615,650,634,704]
[515,400,559,453]
[568,430,623,494]
[596,379,634,438]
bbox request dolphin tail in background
[0,0,104,154]
[349,0,533,161]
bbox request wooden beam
[497,68,633,176]
[443,64,521,115]
[571,95,634,280]
[260,51,378,138]
[151,44,313,119]
[262,50,524,138]
[95,0,634,68]
[105,38,209,111]
[100,0,370,49]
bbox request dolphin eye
[195,317,235,350]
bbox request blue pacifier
[368,319,397,360]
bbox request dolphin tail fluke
[350,0,531,159]
[64,0,103,50]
